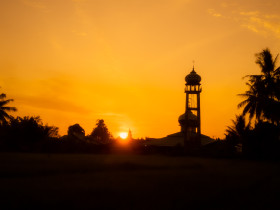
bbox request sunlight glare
[120,132,128,139]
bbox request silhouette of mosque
[146,66,214,147]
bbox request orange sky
[1,0,280,139]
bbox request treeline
[223,48,280,160]
[0,91,146,153]
[0,87,122,153]
[0,115,116,153]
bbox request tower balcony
[185,85,202,93]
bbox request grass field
[0,153,279,209]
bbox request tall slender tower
[127,129,133,141]
[184,66,202,148]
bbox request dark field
[0,153,279,209]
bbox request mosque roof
[145,132,214,147]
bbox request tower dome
[185,67,201,85]
[178,111,198,132]
[178,111,197,123]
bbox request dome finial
[192,60,195,71]
[185,62,201,85]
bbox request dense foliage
[225,48,280,159]
[68,123,85,139]
[238,48,280,124]
[89,119,113,144]
[0,116,59,152]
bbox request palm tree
[238,48,280,124]
[225,115,251,154]
[0,93,17,124]
[225,115,251,140]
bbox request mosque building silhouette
[146,66,214,147]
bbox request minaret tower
[184,66,202,148]
[127,129,133,141]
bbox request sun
[120,132,128,139]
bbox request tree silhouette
[225,115,251,152]
[238,48,280,124]
[0,93,17,124]
[89,119,112,144]
[0,116,59,152]
[225,115,251,140]
[68,124,85,139]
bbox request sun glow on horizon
[119,132,128,139]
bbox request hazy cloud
[72,30,88,37]
[72,0,88,2]
[5,76,90,115]
[239,11,280,38]
[17,95,90,115]
[97,113,124,117]
[208,4,280,39]
[20,0,47,9]
[239,11,259,16]
[208,9,222,17]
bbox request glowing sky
[1,0,280,138]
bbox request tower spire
[192,60,195,70]
[127,129,132,141]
